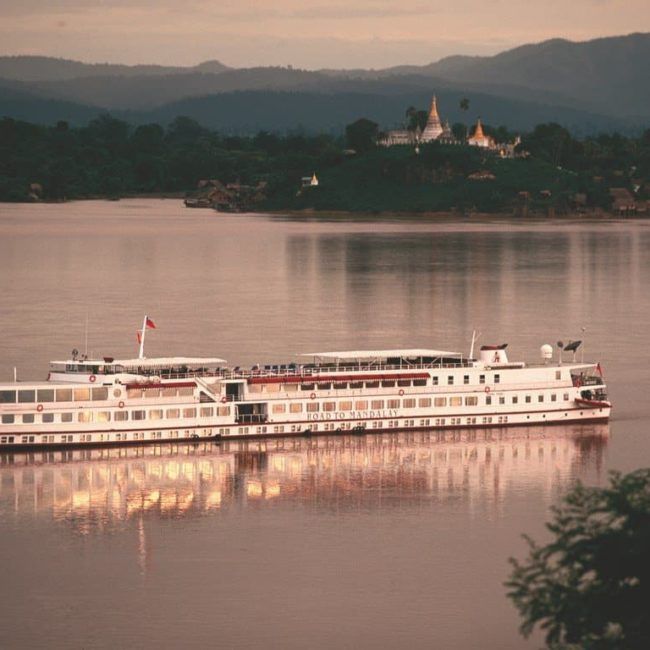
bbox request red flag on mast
[145,317,156,330]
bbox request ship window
[78,412,93,423]
[371,400,384,409]
[479,375,485,384]
[289,403,302,413]
[485,396,492,405]
[61,413,73,422]
[397,380,411,387]
[162,387,177,397]
[512,396,518,404]
[317,383,331,390]
[525,395,531,403]
[354,400,368,410]
[2,414,15,424]
[447,376,454,385]
[150,409,164,420]
[283,383,298,392]
[266,383,280,393]
[18,390,36,403]
[403,398,416,408]
[555,371,562,380]
[73,388,90,401]
[387,399,400,409]
[22,413,35,423]
[114,411,128,421]
[419,398,432,408]
[127,388,143,399]
[306,403,319,412]
[365,381,379,388]
[144,387,161,398]
[37,389,55,402]
[323,402,336,411]
[183,408,196,418]
[465,396,478,406]
[42,413,54,423]
[92,387,108,401]
[301,384,315,391]
[450,397,462,407]
[499,396,505,405]
[97,411,111,422]
[551,394,557,402]
[413,379,427,387]
[333,383,347,390]
[178,388,194,397]
[272,403,286,414]
[432,376,439,385]
[218,406,231,416]
[434,397,447,407]
[463,375,470,385]
[494,375,501,384]
[349,382,363,389]
[563,393,570,401]
[0,390,16,403]
[538,395,544,402]
[166,408,180,418]
[381,381,395,388]
[132,410,146,420]
[339,401,352,411]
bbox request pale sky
[1,0,648,68]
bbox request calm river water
[0,200,649,649]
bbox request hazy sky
[1,0,648,68]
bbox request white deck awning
[300,349,462,360]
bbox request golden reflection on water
[0,424,608,537]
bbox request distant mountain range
[1,33,648,134]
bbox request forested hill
[1,115,648,215]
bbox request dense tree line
[1,114,649,212]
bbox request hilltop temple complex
[377,93,520,157]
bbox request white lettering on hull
[306,409,398,422]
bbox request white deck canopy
[50,357,226,370]
[301,349,462,360]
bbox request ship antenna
[84,310,89,358]
[469,330,481,359]
[581,326,586,363]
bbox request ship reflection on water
[0,424,608,536]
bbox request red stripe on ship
[248,372,430,385]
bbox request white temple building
[419,96,444,142]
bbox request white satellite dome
[540,344,553,361]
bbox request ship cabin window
[272,404,286,414]
[555,371,562,380]
[317,383,331,391]
[512,396,518,404]
[434,397,446,407]
[183,408,196,418]
[150,409,164,420]
[218,406,231,416]
[431,376,439,386]
[447,376,454,385]
[413,379,427,387]
[114,411,128,421]
[56,389,72,402]
[333,383,347,390]
[178,387,194,397]
[92,387,108,401]
[479,375,485,384]
[355,400,368,410]
[283,383,298,392]
[0,390,16,403]
[323,402,336,412]
[564,393,570,401]
[381,380,395,388]
[486,396,492,405]
[37,389,55,402]
[78,412,93,423]
[22,414,35,423]
[450,397,462,407]
[494,375,501,384]
[340,401,353,411]
[132,410,146,420]
[403,398,416,408]
[265,383,280,394]
[42,413,54,423]
[2,414,15,424]
[349,382,363,389]
[465,396,478,406]
[61,413,73,422]
[73,388,90,401]
[499,396,505,405]
[372,400,384,409]
[18,390,36,403]
[365,381,379,388]
[463,375,470,385]
[551,394,557,402]
[165,409,179,419]
[525,395,531,403]
[419,398,432,408]
[306,403,319,412]
[387,399,399,409]
[538,395,544,403]
[97,411,111,422]
[289,403,302,413]
[301,384,315,391]
[397,380,411,387]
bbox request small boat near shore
[0,324,611,450]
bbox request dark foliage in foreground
[506,469,650,649]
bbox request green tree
[345,118,379,153]
[507,469,650,649]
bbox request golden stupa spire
[474,117,485,138]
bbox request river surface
[0,200,649,649]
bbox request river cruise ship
[0,336,611,449]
